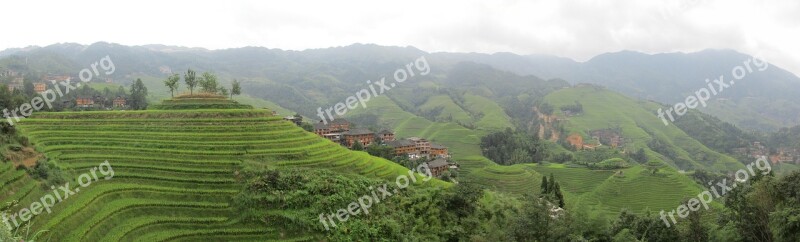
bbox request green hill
[418,95,473,124]
[344,89,718,219]
[4,106,440,241]
[345,95,540,194]
[526,163,709,218]
[354,85,738,218]
[544,85,744,171]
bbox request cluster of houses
[566,129,625,150]
[589,129,625,148]
[385,137,450,160]
[2,69,24,92]
[310,119,455,177]
[732,142,800,165]
[73,96,127,109]
[1,71,127,109]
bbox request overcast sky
[2,0,799,75]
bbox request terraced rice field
[465,165,541,194]
[578,166,706,218]
[0,162,38,211]
[4,108,420,241]
[526,163,705,218]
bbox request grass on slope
[462,93,513,131]
[342,87,718,220]
[10,107,442,241]
[525,163,712,219]
[418,95,473,124]
[544,86,743,171]
[344,95,528,189]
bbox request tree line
[163,69,241,98]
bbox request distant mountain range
[2,42,799,131]
[445,49,800,131]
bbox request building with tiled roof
[377,129,395,142]
[425,158,450,177]
[342,128,375,147]
[431,143,449,158]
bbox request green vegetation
[129,78,148,110]
[230,79,241,99]
[418,94,472,124]
[540,174,565,208]
[3,44,799,241]
[480,128,547,165]
[544,85,743,171]
[4,103,449,241]
[672,109,758,157]
[235,169,488,240]
[163,74,180,98]
[151,95,252,110]
[184,69,197,95]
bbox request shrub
[588,158,630,170]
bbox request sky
[1,0,799,75]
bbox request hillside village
[543,99,800,167]
[309,118,456,177]
[733,141,800,165]
[0,69,131,110]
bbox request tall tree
[23,79,35,98]
[685,209,708,242]
[231,79,241,99]
[541,176,549,194]
[514,196,554,241]
[184,69,197,95]
[553,182,565,208]
[163,74,180,98]
[129,78,148,110]
[199,72,218,93]
[117,86,126,97]
[218,86,229,97]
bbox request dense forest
[233,166,800,241]
[480,128,547,165]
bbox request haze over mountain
[450,49,800,131]
[4,0,800,240]
[3,42,798,131]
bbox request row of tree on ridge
[163,69,241,98]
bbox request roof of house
[386,139,415,148]
[314,122,329,130]
[331,119,350,125]
[315,119,351,130]
[343,128,373,136]
[426,158,449,169]
[431,143,446,149]
[377,129,393,135]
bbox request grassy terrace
[0,163,38,211]
[8,107,433,241]
[526,163,706,219]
